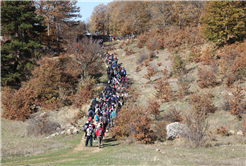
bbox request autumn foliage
[1,87,38,121]
[154,68,174,102]
[111,106,154,143]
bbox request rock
[229,130,235,135]
[122,52,126,57]
[237,130,243,136]
[66,129,72,135]
[156,148,160,152]
[50,133,56,137]
[61,131,65,135]
[73,127,79,134]
[166,122,189,140]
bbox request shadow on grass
[102,137,120,148]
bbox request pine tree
[1,1,46,86]
[200,1,246,45]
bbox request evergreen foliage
[200,1,246,45]
[1,1,46,86]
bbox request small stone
[61,131,65,134]
[50,133,56,137]
[237,130,243,136]
[66,129,71,135]
[156,148,160,152]
[229,130,235,135]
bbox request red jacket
[96,127,105,137]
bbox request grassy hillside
[1,39,246,165]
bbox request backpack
[84,123,89,131]
[98,128,103,136]
[87,128,93,136]
[95,115,99,121]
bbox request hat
[89,124,92,127]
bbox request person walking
[96,123,105,148]
[85,124,94,147]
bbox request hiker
[110,109,116,127]
[88,109,95,120]
[96,123,105,148]
[85,124,94,147]
[101,113,108,132]
[95,112,99,124]
[83,121,90,139]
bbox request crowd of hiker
[84,52,128,148]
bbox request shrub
[135,66,142,72]
[163,106,183,122]
[154,78,174,102]
[147,41,155,51]
[229,86,246,119]
[197,66,219,88]
[177,71,191,98]
[183,111,209,147]
[154,121,167,141]
[136,51,148,64]
[137,33,147,48]
[124,47,128,52]
[143,58,150,67]
[156,38,165,50]
[111,106,154,143]
[143,66,156,80]
[243,117,246,135]
[148,51,157,59]
[147,99,160,120]
[126,49,135,56]
[172,54,185,76]
[216,125,231,136]
[219,92,231,111]
[189,92,216,116]
[72,73,96,108]
[26,113,61,137]
[1,87,38,121]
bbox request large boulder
[166,122,189,140]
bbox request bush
[147,99,160,120]
[1,87,38,121]
[137,33,147,48]
[154,67,174,102]
[26,113,61,137]
[197,66,219,88]
[243,117,246,135]
[156,38,165,49]
[172,54,185,76]
[111,106,154,143]
[72,73,96,108]
[143,66,156,80]
[154,79,174,103]
[163,107,183,122]
[183,111,209,147]
[136,51,148,64]
[219,92,231,111]
[229,86,246,119]
[135,65,142,72]
[177,71,191,98]
[154,121,167,141]
[148,51,157,59]
[189,92,216,116]
[216,125,231,136]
